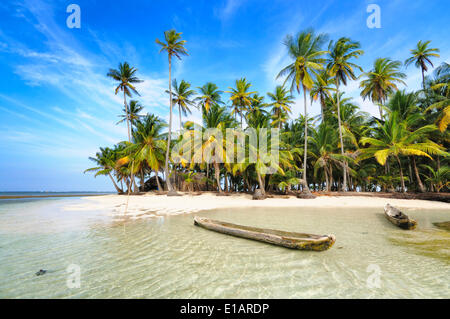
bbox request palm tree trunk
[224,172,229,192]
[206,163,209,191]
[140,170,145,191]
[108,172,123,193]
[336,81,347,192]
[412,156,426,192]
[302,87,310,192]
[123,90,136,196]
[178,104,182,133]
[422,68,425,90]
[155,170,162,191]
[123,91,131,142]
[257,169,265,195]
[164,55,174,192]
[395,155,406,193]
[214,161,222,193]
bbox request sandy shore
[63,192,450,220]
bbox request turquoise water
[0,198,449,298]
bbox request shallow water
[0,198,449,298]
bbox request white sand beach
[64,193,450,220]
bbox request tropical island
[84,28,449,210]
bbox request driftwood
[317,192,450,203]
[384,204,417,230]
[193,216,336,251]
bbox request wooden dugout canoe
[384,204,417,230]
[193,216,336,251]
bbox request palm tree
[405,40,440,89]
[120,114,167,192]
[195,82,223,113]
[84,147,123,193]
[116,100,144,128]
[310,70,335,120]
[107,62,143,142]
[425,63,450,132]
[277,29,328,192]
[107,62,143,194]
[421,165,450,192]
[309,123,350,191]
[360,113,446,192]
[167,79,196,132]
[156,29,188,193]
[184,104,235,193]
[267,85,294,129]
[360,58,406,118]
[227,78,256,127]
[326,37,364,191]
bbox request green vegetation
[86,29,449,195]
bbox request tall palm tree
[326,37,364,191]
[227,78,256,127]
[267,85,294,129]
[116,100,144,128]
[107,62,142,193]
[107,62,143,142]
[310,70,335,120]
[167,79,196,132]
[360,58,406,118]
[156,29,188,193]
[360,113,446,192]
[195,82,223,113]
[277,29,328,192]
[405,40,440,89]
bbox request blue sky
[0,0,448,191]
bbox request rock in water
[35,269,47,276]
[252,189,265,200]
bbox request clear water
[0,198,449,298]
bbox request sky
[0,0,448,191]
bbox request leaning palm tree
[360,58,406,118]
[226,78,256,127]
[194,82,223,113]
[267,85,294,129]
[277,29,328,192]
[326,37,364,191]
[156,29,188,193]
[84,147,123,193]
[167,79,196,132]
[360,112,447,192]
[405,40,440,89]
[116,100,144,128]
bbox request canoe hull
[384,204,417,230]
[194,217,335,251]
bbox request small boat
[384,204,417,230]
[193,216,336,251]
